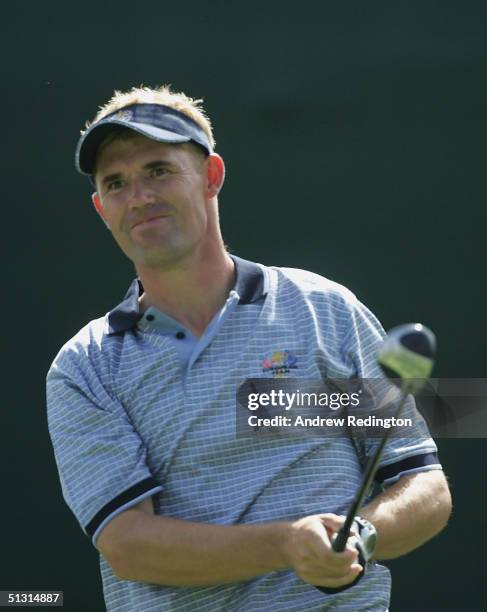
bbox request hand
[316,515,377,595]
[281,513,363,589]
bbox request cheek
[104,202,127,227]
[104,210,130,242]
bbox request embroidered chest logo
[261,350,298,378]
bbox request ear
[91,193,110,229]
[206,154,225,198]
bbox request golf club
[317,323,436,594]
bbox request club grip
[332,528,349,553]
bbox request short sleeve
[46,344,162,546]
[341,299,443,486]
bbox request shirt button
[176,331,186,340]
[146,314,155,322]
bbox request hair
[83,84,216,149]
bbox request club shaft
[332,389,410,552]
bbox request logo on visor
[113,110,133,122]
[261,350,298,378]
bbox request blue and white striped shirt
[47,256,441,611]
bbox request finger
[304,563,363,588]
[298,517,358,576]
[308,521,331,556]
[345,535,361,554]
[313,544,359,578]
[318,513,346,528]
[335,544,360,571]
[328,531,359,558]
[319,514,357,536]
[321,515,359,541]
[311,523,357,560]
[320,514,358,536]
[301,519,335,560]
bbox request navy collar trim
[107,279,143,335]
[107,255,266,335]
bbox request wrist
[270,521,295,570]
[352,516,377,561]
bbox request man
[47,85,451,611]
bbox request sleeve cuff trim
[85,476,162,540]
[381,464,442,487]
[375,451,440,485]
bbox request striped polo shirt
[46,256,441,612]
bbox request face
[92,133,224,269]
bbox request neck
[136,246,235,338]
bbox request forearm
[360,470,452,560]
[103,510,289,586]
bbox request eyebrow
[100,160,173,186]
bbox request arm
[98,498,286,585]
[359,470,452,559]
[98,499,362,588]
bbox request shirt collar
[107,255,267,335]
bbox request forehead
[95,132,190,176]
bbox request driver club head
[378,323,436,394]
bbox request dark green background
[3,2,485,610]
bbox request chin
[136,249,187,269]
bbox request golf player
[46,85,452,611]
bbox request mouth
[131,215,168,229]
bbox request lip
[131,215,168,229]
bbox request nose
[127,175,157,209]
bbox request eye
[151,165,169,177]
[106,179,124,192]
